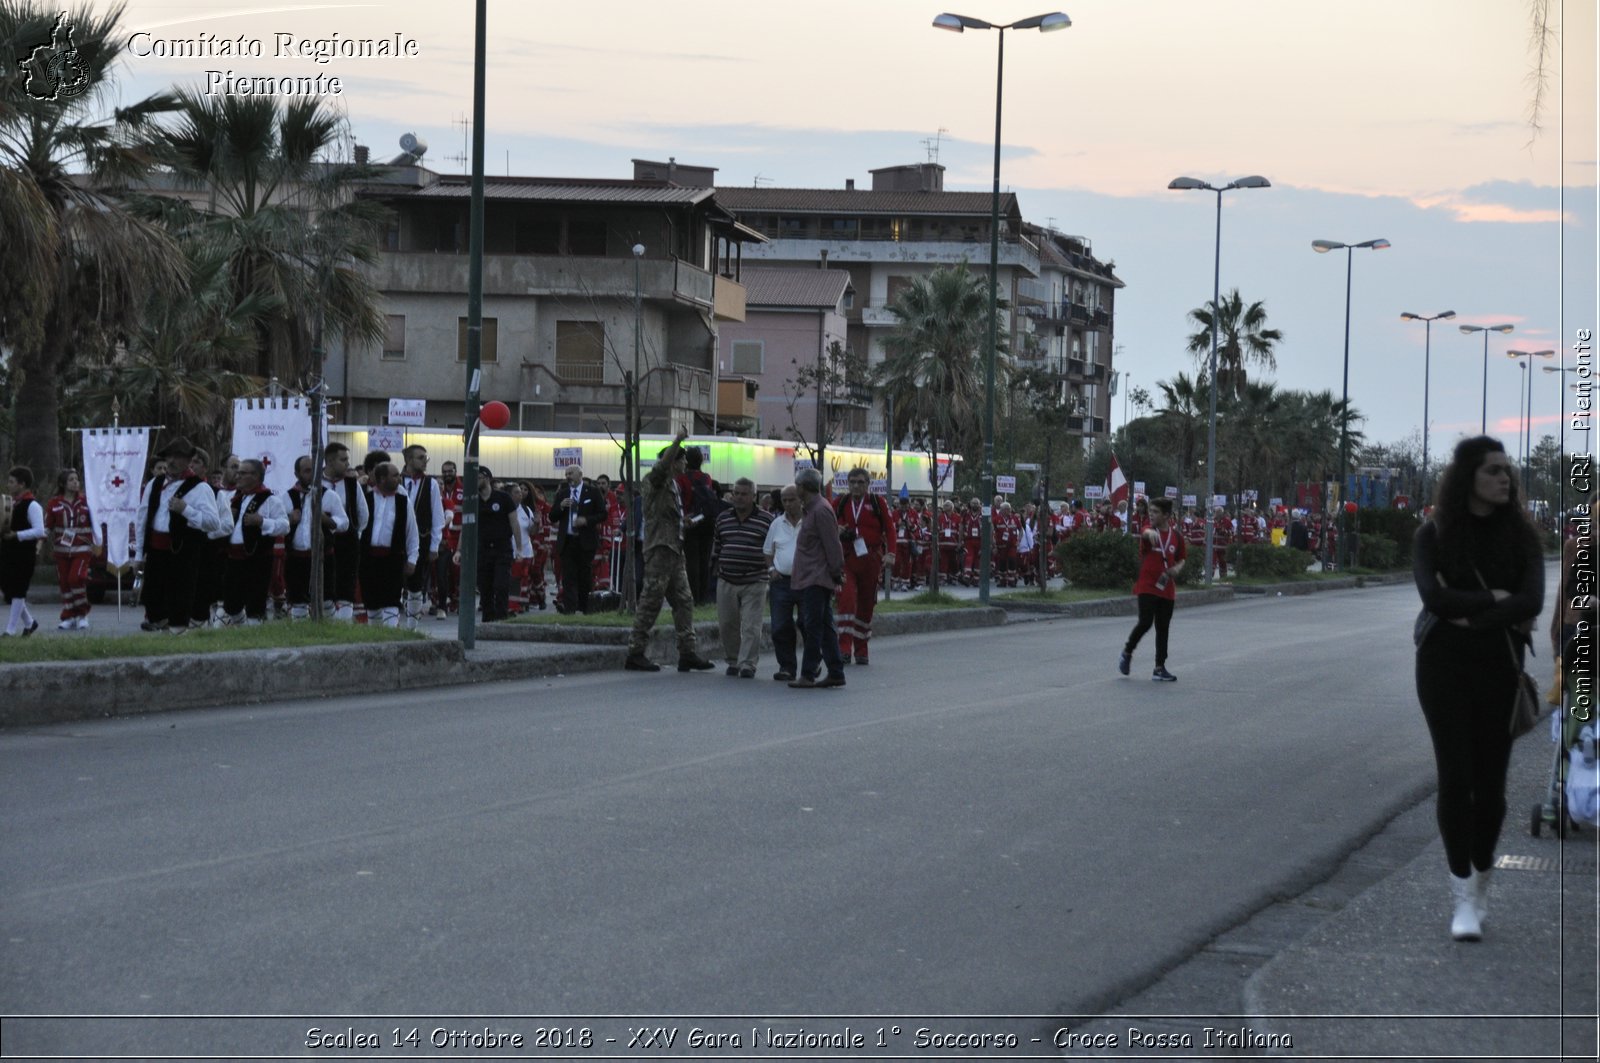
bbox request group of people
[3,465,98,636]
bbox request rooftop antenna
[445,114,470,173]
[752,173,773,188]
[921,126,948,164]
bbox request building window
[556,321,605,383]
[568,218,608,256]
[729,340,763,375]
[823,217,858,239]
[886,275,914,308]
[383,220,401,252]
[779,216,807,238]
[457,317,498,363]
[382,314,406,360]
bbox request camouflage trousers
[627,546,699,657]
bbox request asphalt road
[1,582,1442,1054]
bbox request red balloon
[1344,500,1358,513]
[480,400,511,430]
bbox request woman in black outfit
[1413,436,1544,941]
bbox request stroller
[1530,664,1599,837]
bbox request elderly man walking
[712,477,772,678]
[763,484,806,681]
[789,467,846,689]
[624,427,715,673]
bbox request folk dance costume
[400,472,444,628]
[359,486,419,628]
[325,472,369,620]
[45,492,97,628]
[285,483,348,618]
[134,473,221,632]
[833,492,895,665]
[222,487,290,623]
[2,491,46,636]
[196,485,235,626]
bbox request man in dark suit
[553,464,608,614]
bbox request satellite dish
[399,132,427,159]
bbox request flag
[232,397,318,497]
[80,427,150,569]
[1103,451,1129,507]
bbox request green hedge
[1229,543,1314,580]
[1055,530,1139,589]
[1356,534,1401,571]
[1354,508,1422,561]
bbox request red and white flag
[1103,451,1129,507]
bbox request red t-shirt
[1133,526,1186,600]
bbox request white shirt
[367,489,420,566]
[763,512,803,576]
[513,505,534,559]
[290,483,349,552]
[134,477,220,559]
[326,474,369,538]
[227,491,290,545]
[209,486,237,541]
[401,473,445,554]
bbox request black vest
[231,489,272,556]
[405,475,434,539]
[361,490,410,554]
[142,476,205,552]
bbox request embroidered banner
[80,427,151,569]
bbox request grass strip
[0,623,425,664]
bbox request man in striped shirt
[712,477,772,679]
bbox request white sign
[368,426,405,453]
[1182,494,1198,508]
[833,471,850,493]
[928,458,953,488]
[1134,480,1146,495]
[1212,494,1228,509]
[1084,485,1105,499]
[387,398,426,426]
[554,447,584,468]
[870,479,888,496]
[1243,489,1259,502]
[232,397,316,497]
[80,427,150,569]
[793,458,815,478]
[1164,486,1179,499]
[996,475,1017,494]
[1269,497,1283,508]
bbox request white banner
[232,397,316,497]
[1164,486,1179,499]
[80,427,151,569]
[1182,494,1198,508]
[554,447,584,468]
[1084,485,1105,499]
[368,426,406,453]
[996,475,1017,495]
[387,398,426,426]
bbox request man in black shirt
[469,466,516,622]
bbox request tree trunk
[13,354,63,487]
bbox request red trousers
[55,553,90,619]
[836,551,883,659]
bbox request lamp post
[627,242,644,606]
[1400,310,1455,502]
[1312,238,1390,572]
[1508,349,1555,496]
[1169,175,1271,585]
[456,0,487,648]
[934,9,1069,604]
[1458,322,1515,433]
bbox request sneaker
[853,655,869,666]
[677,654,715,672]
[1152,667,1177,682]
[58,619,77,631]
[1118,651,1131,676]
[787,676,817,689]
[816,674,847,689]
[21,620,39,637]
[726,665,740,676]
[75,617,90,630]
[623,654,661,672]
[773,671,795,682]
[738,667,756,679]
[140,620,162,632]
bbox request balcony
[1092,307,1111,331]
[742,237,1040,278]
[716,375,760,425]
[1065,415,1107,435]
[374,252,716,310]
[713,275,746,323]
[1064,358,1106,383]
[860,305,899,328]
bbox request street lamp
[1508,349,1555,495]
[457,0,488,648]
[1400,310,1455,502]
[935,9,1069,604]
[1458,322,1515,433]
[1544,363,1581,524]
[1167,175,1269,585]
[1312,237,1390,571]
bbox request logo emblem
[21,12,90,102]
[103,467,130,495]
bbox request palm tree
[1275,388,1363,503]
[1217,381,1283,512]
[0,0,184,479]
[1154,372,1207,499]
[1184,289,1283,399]
[155,91,387,386]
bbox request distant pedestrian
[1412,435,1544,942]
[1118,496,1186,682]
[624,427,715,673]
[45,468,97,630]
[552,463,607,615]
[463,468,516,623]
[763,484,806,682]
[134,438,221,634]
[220,459,289,625]
[789,468,846,689]
[361,462,420,628]
[2,466,46,637]
[712,477,772,678]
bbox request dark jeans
[797,584,844,681]
[769,575,801,674]
[1124,593,1175,667]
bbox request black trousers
[406,549,434,596]
[1416,625,1519,877]
[478,542,512,621]
[685,530,714,603]
[360,554,405,611]
[284,551,336,607]
[331,533,360,602]
[144,538,202,628]
[1124,593,1175,667]
[223,550,274,620]
[559,538,593,613]
[192,540,228,621]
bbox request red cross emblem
[259,454,274,470]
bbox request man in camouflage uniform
[623,426,716,673]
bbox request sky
[106,0,1598,458]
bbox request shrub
[1355,507,1423,562]
[1355,534,1401,571]
[1055,530,1139,589]
[1231,543,1314,580]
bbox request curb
[995,587,1235,617]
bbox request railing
[555,359,605,384]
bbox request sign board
[834,471,850,493]
[996,475,1017,495]
[1269,497,1283,509]
[232,397,317,497]
[554,447,583,469]
[1212,494,1228,509]
[793,458,814,478]
[1134,481,1146,496]
[1084,485,1105,500]
[1182,494,1198,508]
[1164,486,1179,499]
[1242,489,1259,502]
[387,398,426,426]
[368,426,406,453]
[1014,462,1041,472]
[870,479,888,496]
[929,458,953,488]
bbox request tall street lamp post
[1459,322,1515,433]
[1400,310,1455,502]
[1312,237,1390,572]
[1508,349,1555,496]
[457,0,487,648]
[1169,175,1271,586]
[934,9,1069,604]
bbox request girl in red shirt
[46,468,98,629]
[1119,497,1186,681]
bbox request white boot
[1450,873,1482,941]
[1472,866,1493,923]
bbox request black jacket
[553,481,608,553]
